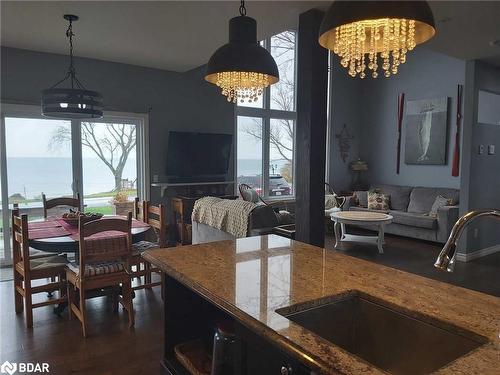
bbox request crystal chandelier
[41,15,103,118]
[319,1,436,79]
[205,0,279,103]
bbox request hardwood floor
[0,277,163,374]
[325,230,500,297]
[0,234,498,374]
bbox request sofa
[192,202,291,244]
[347,184,460,243]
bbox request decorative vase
[113,201,134,216]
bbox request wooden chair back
[133,197,147,221]
[239,183,267,205]
[146,202,167,247]
[42,193,81,218]
[136,200,167,248]
[78,213,132,278]
[11,205,30,274]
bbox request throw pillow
[429,195,453,217]
[241,188,259,203]
[325,194,338,210]
[367,191,390,211]
[354,191,368,207]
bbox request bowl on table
[61,212,103,227]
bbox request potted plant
[111,191,134,216]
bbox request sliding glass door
[0,105,148,265]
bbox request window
[236,31,297,198]
[0,105,148,264]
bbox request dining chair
[130,199,167,291]
[12,209,68,328]
[12,204,53,259]
[42,192,81,218]
[66,213,134,337]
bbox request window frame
[235,31,298,200]
[0,103,149,265]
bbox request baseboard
[456,244,500,262]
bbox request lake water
[238,158,290,176]
[3,157,289,200]
[4,157,137,199]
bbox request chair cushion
[371,184,413,211]
[68,261,125,277]
[389,211,437,229]
[132,240,160,255]
[325,207,341,217]
[29,248,55,259]
[23,255,69,271]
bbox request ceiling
[1,1,500,72]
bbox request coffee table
[330,211,393,254]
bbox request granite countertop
[143,235,500,374]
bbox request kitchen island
[143,235,500,375]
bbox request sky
[4,117,135,159]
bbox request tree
[240,31,296,181]
[50,123,136,192]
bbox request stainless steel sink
[277,292,484,375]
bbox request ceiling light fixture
[41,14,103,119]
[205,0,279,103]
[319,1,436,79]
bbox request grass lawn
[7,189,137,205]
[85,189,137,199]
[85,206,114,215]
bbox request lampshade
[205,3,279,103]
[41,15,103,119]
[319,1,436,78]
[350,159,368,171]
[41,88,103,119]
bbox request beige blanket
[191,197,256,238]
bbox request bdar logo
[0,361,17,375]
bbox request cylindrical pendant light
[205,0,279,103]
[41,14,103,119]
[319,1,436,78]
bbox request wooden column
[295,9,328,247]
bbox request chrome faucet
[434,209,500,272]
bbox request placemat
[29,226,72,240]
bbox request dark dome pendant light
[319,1,436,79]
[41,14,103,119]
[205,0,279,103]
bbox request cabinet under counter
[143,235,500,375]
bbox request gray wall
[329,48,466,192]
[359,48,465,189]
[462,61,500,252]
[1,47,235,203]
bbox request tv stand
[151,181,234,196]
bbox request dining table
[28,215,151,253]
[27,215,151,315]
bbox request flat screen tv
[166,131,233,183]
